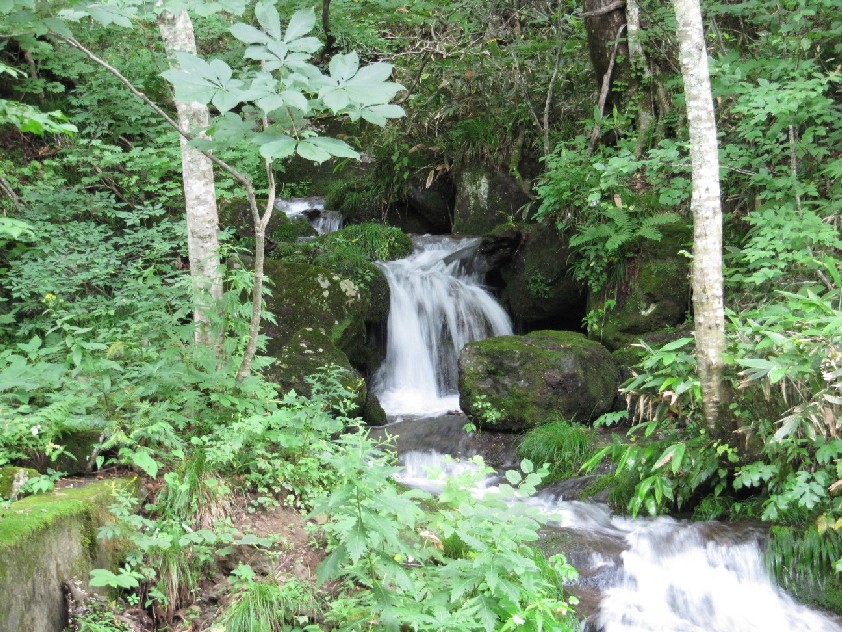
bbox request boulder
[403,175,455,234]
[587,223,691,350]
[0,466,38,500]
[0,478,134,632]
[262,260,369,368]
[481,224,587,331]
[458,330,621,431]
[271,328,366,412]
[453,166,529,234]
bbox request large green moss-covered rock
[453,166,529,234]
[0,478,135,632]
[481,224,587,331]
[458,330,620,431]
[262,260,370,367]
[588,223,691,350]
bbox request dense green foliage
[2,0,842,626]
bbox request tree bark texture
[583,0,629,115]
[672,0,728,435]
[157,9,224,347]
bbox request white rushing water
[275,197,343,235]
[373,233,841,631]
[392,451,842,632]
[373,235,512,415]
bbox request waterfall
[371,233,841,631]
[275,197,343,235]
[373,235,512,416]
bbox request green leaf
[296,139,332,163]
[230,22,269,45]
[316,544,347,586]
[329,52,360,82]
[130,449,159,478]
[284,8,315,42]
[257,134,296,160]
[254,0,282,40]
[306,136,359,159]
[89,568,138,589]
[505,469,522,485]
[359,103,405,125]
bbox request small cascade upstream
[373,237,842,631]
[373,235,512,415]
[275,196,343,235]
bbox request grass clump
[221,580,315,632]
[517,419,597,483]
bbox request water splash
[373,235,512,415]
[275,197,343,235]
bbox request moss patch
[458,331,620,431]
[0,466,38,500]
[0,478,135,632]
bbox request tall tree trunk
[625,0,655,156]
[157,8,224,348]
[582,0,629,118]
[672,0,728,435]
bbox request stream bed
[369,235,842,631]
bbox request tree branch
[56,33,260,223]
[589,23,627,155]
[581,1,626,18]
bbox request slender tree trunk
[157,8,224,348]
[672,0,728,435]
[625,0,655,156]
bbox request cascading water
[373,237,842,631]
[275,197,343,235]
[372,235,512,416]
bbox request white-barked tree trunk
[157,8,224,348]
[672,0,728,434]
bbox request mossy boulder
[458,330,620,431]
[271,328,366,412]
[262,260,370,368]
[404,174,455,234]
[482,224,587,331]
[0,466,38,500]
[270,213,317,243]
[588,223,691,350]
[0,478,135,632]
[453,166,529,234]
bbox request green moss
[262,260,369,365]
[0,467,38,499]
[578,473,614,501]
[459,331,620,431]
[271,214,317,243]
[0,479,133,548]
[0,478,135,631]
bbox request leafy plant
[517,418,598,482]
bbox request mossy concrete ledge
[0,478,135,632]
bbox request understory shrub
[517,418,598,483]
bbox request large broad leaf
[254,0,282,40]
[256,133,296,160]
[359,103,405,126]
[89,569,139,590]
[284,8,315,42]
[296,138,332,163]
[0,217,36,241]
[230,22,269,45]
[328,52,360,83]
[130,449,159,478]
[316,544,347,587]
[307,136,359,159]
